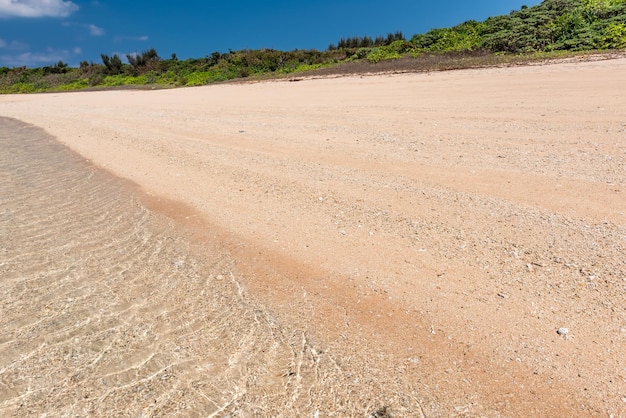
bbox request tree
[127,48,161,74]
[101,53,123,75]
[42,60,69,75]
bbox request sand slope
[1,58,625,416]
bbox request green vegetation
[2,0,625,93]
[0,48,347,93]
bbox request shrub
[352,48,373,59]
[52,79,89,91]
[183,70,235,86]
[603,21,626,46]
[101,74,146,86]
[145,71,158,84]
[366,48,401,63]
[6,83,37,93]
[89,73,105,86]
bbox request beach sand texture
[1,58,625,416]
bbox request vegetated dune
[1,57,625,416]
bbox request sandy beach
[1,58,625,416]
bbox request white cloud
[0,38,29,50]
[62,21,105,36]
[114,35,150,42]
[1,50,65,66]
[0,45,81,66]
[0,0,79,18]
[88,24,104,36]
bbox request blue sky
[0,0,541,67]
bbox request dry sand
[1,58,625,416]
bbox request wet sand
[1,58,626,416]
[0,118,423,416]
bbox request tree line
[328,32,405,50]
[1,0,625,93]
[412,0,626,53]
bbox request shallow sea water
[0,117,305,416]
[0,117,424,417]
